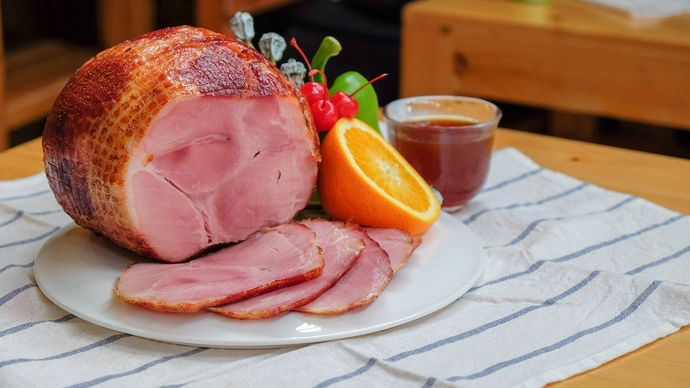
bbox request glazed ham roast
[42,26,319,262]
[114,220,412,317]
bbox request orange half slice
[318,117,441,235]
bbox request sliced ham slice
[113,223,323,313]
[365,227,421,273]
[42,26,319,262]
[295,232,392,315]
[209,220,366,319]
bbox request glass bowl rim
[383,95,503,130]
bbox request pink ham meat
[365,227,421,273]
[295,231,393,315]
[209,220,366,319]
[42,26,319,262]
[113,223,324,313]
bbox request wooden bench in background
[400,0,690,140]
[0,0,154,152]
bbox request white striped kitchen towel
[1,147,689,388]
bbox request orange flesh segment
[343,127,430,213]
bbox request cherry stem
[308,69,329,100]
[290,38,313,81]
[351,73,389,97]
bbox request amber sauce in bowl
[390,116,494,211]
[384,97,501,212]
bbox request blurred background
[1,0,689,158]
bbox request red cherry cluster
[301,70,358,132]
[290,38,358,132]
[290,38,387,132]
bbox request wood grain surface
[4,42,96,131]
[99,0,154,48]
[0,1,154,150]
[0,137,44,180]
[401,0,690,130]
[1,130,689,387]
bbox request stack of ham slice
[114,223,324,313]
[294,229,392,315]
[114,220,420,318]
[209,220,366,319]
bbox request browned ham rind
[42,26,319,262]
[113,224,323,313]
[209,220,366,319]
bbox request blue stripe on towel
[28,209,65,216]
[0,189,51,201]
[470,213,685,292]
[447,281,661,381]
[0,261,34,275]
[0,211,24,228]
[464,183,589,225]
[488,196,636,249]
[421,377,437,388]
[0,314,76,338]
[66,347,208,388]
[626,245,690,276]
[0,284,36,307]
[480,168,544,194]
[386,271,599,362]
[159,383,191,388]
[0,227,59,250]
[0,334,130,369]
[0,209,62,230]
[314,357,378,388]
[313,271,600,387]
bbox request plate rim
[35,212,484,348]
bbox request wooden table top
[2,131,690,387]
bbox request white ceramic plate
[35,212,484,348]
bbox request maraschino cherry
[289,38,388,132]
[329,92,357,118]
[289,39,326,104]
[301,82,327,105]
[307,69,339,131]
[330,73,388,119]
